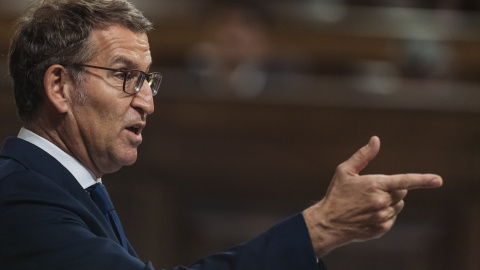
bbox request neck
[25,114,104,179]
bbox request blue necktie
[86,183,128,251]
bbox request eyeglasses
[72,64,162,96]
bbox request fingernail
[368,137,375,147]
[432,176,443,187]
[428,175,443,187]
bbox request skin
[28,25,154,178]
[303,136,443,257]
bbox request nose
[131,79,155,116]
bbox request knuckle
[394,200,405,213]
[371,206,397,224]
[371,197,389,211]
[378,223,392,234]
[366,181,381,193]
[369,213,382,224]
[336,163,348,174]
[371,211,389,223]
[371,221,394,236]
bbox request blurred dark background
[1,0,479,269]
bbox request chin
[121,154,138,166]
[114,150,138,167]
[105,157,137,175]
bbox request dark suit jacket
[0,137,325,270]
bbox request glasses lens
[132,71,145,94]
[124,70,162,96]
[148,73,162,96]
[122,70,142,94]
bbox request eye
[113,71,127,81]
[124,71,135,81]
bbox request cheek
[93,110,126,146]
[73,97,128,146]
[104,130,139,168]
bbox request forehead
[88,25,152,68]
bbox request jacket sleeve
[186,213,326,270]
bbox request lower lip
[126,129,142,145]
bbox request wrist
[302,200,349,257]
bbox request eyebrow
[109,56,152,72]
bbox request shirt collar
[18,127,101,189]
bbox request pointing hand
[303,136,443,257]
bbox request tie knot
[87,183,114,214]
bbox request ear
[44,64,73,114]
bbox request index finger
[383,173,443,191]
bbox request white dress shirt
[18,127,100,189]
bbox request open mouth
[127,126,141,135]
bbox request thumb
[344,136,381,175]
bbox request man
[0,0,442,269]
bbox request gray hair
[8,0,153,123]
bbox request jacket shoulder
[0,156,27,180]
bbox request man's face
[63,25,154,177]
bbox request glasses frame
[71,63,162,96]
